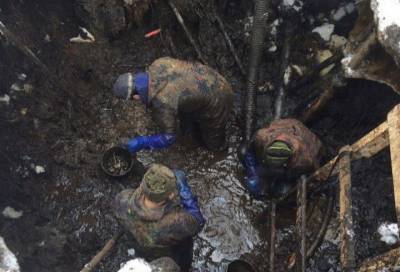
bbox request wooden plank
[387,104,400,224]
[358,247,400,272]
[311,121,389,183]
[339,146,356,272]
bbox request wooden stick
[80,231,123,272]
[301,88,336,124]
[296,176,307,272]
[387,104,400,224]
[213,12,246,76]
[269,201,277,272]
[287,52,343,93]
[339,146,356,272]
[167,0,208,65]
[358,246,400,271]
[0,21,50,73]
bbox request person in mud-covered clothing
[113,163,205,271]
[240,119,323,199]
[112,57,234,153]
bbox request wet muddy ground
[1,0,400,271]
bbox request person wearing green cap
[113,163,205,271]
[112,57,234,153]
[239,119,322,199]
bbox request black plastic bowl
[101,146,134,177]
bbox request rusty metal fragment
[339,146,356,272]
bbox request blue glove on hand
[246,175,263,199]
[242,149,263,199]
[125,133,176,153]
[174,169,205,228]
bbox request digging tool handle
[80,230,123,272]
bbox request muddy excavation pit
[1,0,400,271]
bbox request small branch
[274,20,292,120]
[80,231,123,272]
[167,0,208,65]
[269,201,277,272]
[296,176,307,272]
[287,52,343,93]
[0,21,49,73]
[213,11,246,76]
[301,88,336,124]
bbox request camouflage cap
[142,164,177,203]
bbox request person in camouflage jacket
[112,57,234,152]
[113,164,205,271]
[240,119,323,198]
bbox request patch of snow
[124,0,133,5]
[378,223,399,245]
[283,66,292,86]
[371,0,400,37]
[0,94,10,105]
[283,0,295,6]
[346,229,355,239]
[127,248,135,257]
[330,34,347,49]
[34,165,45,174]
[18,74,26,81]
[345,2,356,14]
[10,84,23,92]
[282,0,303,12]
[2,207,23,219]
[0,236,20,272]
[270,19,280,36]
[341,54,356,76]
[291,64,304,76]
[118,259,152,272]
[70,27,95,43]
[332,7,346,21]
[312,24,335,41]
[268,44,277,52]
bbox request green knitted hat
[263,141,293,167]
[142,164,176,203]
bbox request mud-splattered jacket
[147,57,234,149]
[243,119,323,196]
[113,187,201,258]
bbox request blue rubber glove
[174,170,205,228]
[125,133,176,153]
[243,150,263,198]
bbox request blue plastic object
[134,72,149,104]
[125,133,176,153]
[243,150,262,198]
[174,170,205,228]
